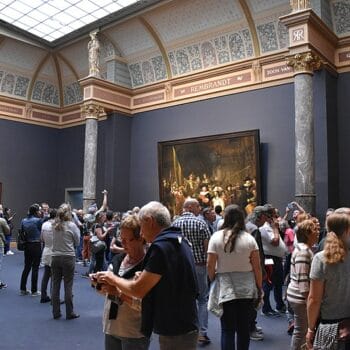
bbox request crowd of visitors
[1,190,350,350]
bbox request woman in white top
[40,209,56,303]
[207,204,262,350]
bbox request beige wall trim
[2,32,350,127]
[56,52,80,81]
[139,16,172,79]
[52,54,63,107]
[238,0,261,57]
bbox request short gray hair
[139,201,171,228]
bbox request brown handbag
[338,318,350,342]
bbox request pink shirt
[284,228,295,254]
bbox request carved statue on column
[290,0,310,12]
[88,31,101,78]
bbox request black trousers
[20,242,42,292]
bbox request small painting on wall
[158,130,261,217]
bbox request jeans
[289,301,307,350]
[159,331,198,350]
[262,255,284,312]
[51,255,75,318]
[195,265,209,336]
[220,299,253,350]
[105,334,150,350]
[4,233,11,253]
[20,242,42,292]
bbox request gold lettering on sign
[174,73,251,98]
[265,65,293,78]
[292,28,305,42]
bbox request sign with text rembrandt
[173,71,252,98]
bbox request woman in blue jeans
[207,205,262,350]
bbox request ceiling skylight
[0,0,140,42]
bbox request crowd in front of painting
[162,172,258,216]
[1,187,350,350]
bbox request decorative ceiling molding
[56,53,80,82]
[27,52,51,100]
[53,54,63,108]
[238,0,261,57]
[139,16,172,79]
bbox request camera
[91,275,102,291]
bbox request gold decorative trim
[139,16,172,79]
[81,102,105,120]
[238,0,260,57]
[287,52,322,74]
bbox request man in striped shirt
[173,198,212,345]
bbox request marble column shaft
[294,73,315,214]
[83,117,98,212]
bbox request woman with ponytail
[207,204,262,350]
[306,212,350,350]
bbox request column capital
[81,102,105,120]
[287,52,322,75]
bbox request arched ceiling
[0,0,349,108]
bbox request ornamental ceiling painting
[0,0,349,108]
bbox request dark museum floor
[0,251,290,350]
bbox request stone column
[81,103,104,212]
[288,52,321,214]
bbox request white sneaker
[250,330,264,341]
[31,291,41,297]
[6,251,14,255]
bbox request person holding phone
[91,214,149,350]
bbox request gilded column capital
[81,102,105,120]
[290,0,310,12]
[287,52,322,75]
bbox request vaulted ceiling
[0,0,349,108]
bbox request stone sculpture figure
[88,31,101,78]
[290,0,310,11]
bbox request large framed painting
[158,130,260,217]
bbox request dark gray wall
[338,71,350,206]
[0,120,60,226]
[56,114,132,211]
[129,84,296,212]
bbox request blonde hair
[296,212,309,224]
[120,214,141,238]
[296,219,315,244]
[54,203,72,231]
[324,213,350,264]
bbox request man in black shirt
[95,201,199,350]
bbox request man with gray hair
[95,201,199,350]
[172,198,212,345]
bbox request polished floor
[0,251,291,350]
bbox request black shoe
[40,296,51,303]
[53,314,62,320]
[66,313,80,320]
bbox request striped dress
[287,242,314,304]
